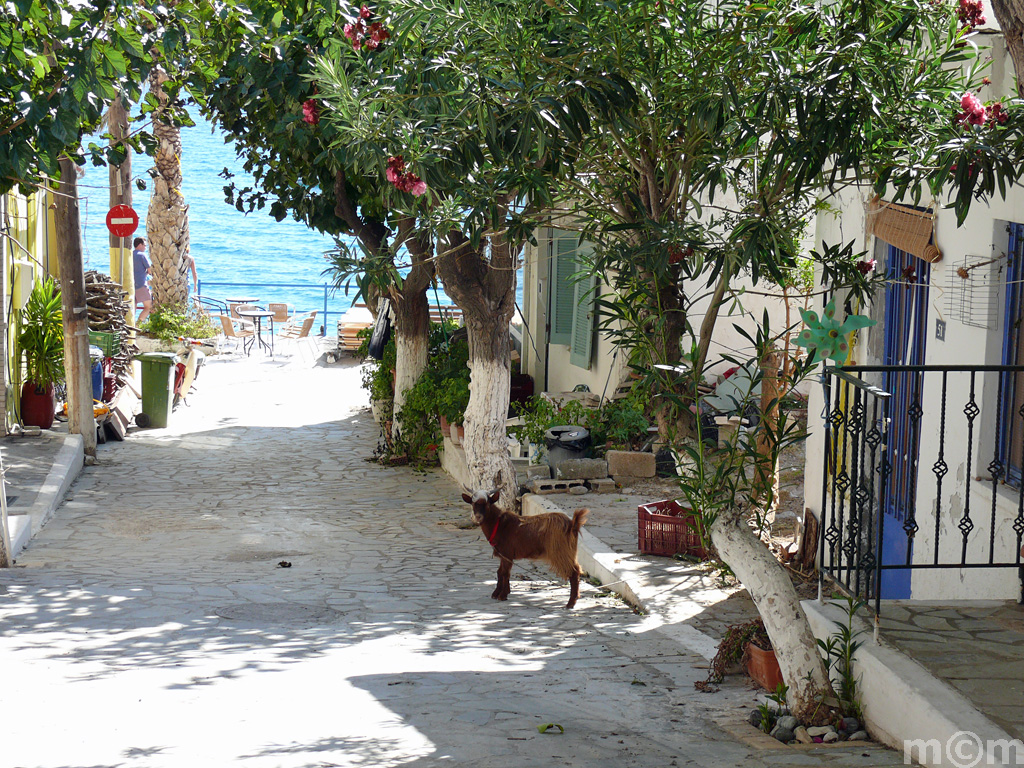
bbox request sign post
[105,205,139,322]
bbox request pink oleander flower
[958,91,986,126]
[857,258,876,276]
[368,21,390,42]
[957,0,985,29]
[990,101,1009,124]
[302,98,320,125]
[360,4,373,19]
[409,179,427,196]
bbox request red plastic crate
[637,499,710,558]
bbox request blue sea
[77,110,486,331]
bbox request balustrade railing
[820,365,1024,614]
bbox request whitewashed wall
[805,30,1024,598]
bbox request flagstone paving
[879,600,1024,741]
[0,351,912,767]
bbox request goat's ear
[487,488,501,504]
[461,492,473,504]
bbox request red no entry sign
[105,205,139,238]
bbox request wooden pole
[0,203,10,566]
[108,94,134,324]
[55,157,97,456]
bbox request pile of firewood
[84,270,138,380]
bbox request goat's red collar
[488,520,500,546]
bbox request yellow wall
[2,186,56,429]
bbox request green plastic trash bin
[137,352,177,428]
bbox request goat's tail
[571,508,589,536]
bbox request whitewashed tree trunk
[463,324,513,503]
[710,512,833,722]
[146,67,189,308]
[436,227,517,507]
[392,314,429,439]
[390,227,434,445]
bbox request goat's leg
[566,567,581,609]
[494,558,512,601]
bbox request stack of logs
[84,270,138,381]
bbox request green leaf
[537,723,564,734]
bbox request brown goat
[462,487,589,609]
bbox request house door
[880,245,930,599]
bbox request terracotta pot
[439,413,452,438]
[744,642,783,692]
[454,423,465,442]
[21,381,55,430]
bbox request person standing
[133,236,152,324]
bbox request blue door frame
[1000,223,1024,487]
[880,245,931,599]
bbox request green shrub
[139,303,217,342]
[510,392,651,457]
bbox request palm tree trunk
[146,67,189,308]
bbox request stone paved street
[0,353,911,767]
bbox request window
[1000,223,1024,485]
[549,230,597,369]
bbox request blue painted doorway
[880,245,930,599]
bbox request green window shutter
[549,232,577,345]
[570,269,597,369]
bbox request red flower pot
[744,642,784,692]
[21,381,55,430]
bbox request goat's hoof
[565,600,577,609]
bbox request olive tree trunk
[391,224,434,443]
[436,228,516,507]
[710,512,833,721]
[146,67,189,308]
[331,175,434,443]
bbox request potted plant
[742,620,783,692]
[17,277,65,429]
[697,618,782,692]
[136,303,219,354]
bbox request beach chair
[337,303,373,353]
[279,311,316,340]
[217,314,254,353]
[192,295,227,318]
[268,303,291,328]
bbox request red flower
[857,258,876,276]
[958,91,986,127]
[385,155,427,196]
[302,99,320,125]
[360,4,373,19]
[957,0,985,29]
[990,101,1009,124]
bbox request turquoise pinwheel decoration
[793,298,875,364]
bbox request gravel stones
[770,724,795,743]
[775,715,799,732]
